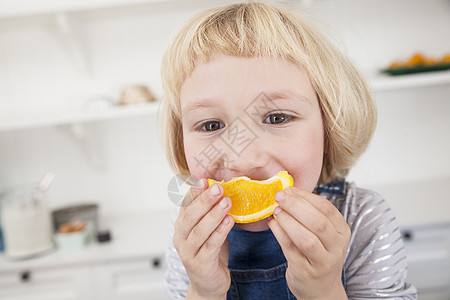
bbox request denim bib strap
[227,227,296,299]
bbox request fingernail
[219,197,229,208]
[273,206,282,216]
[211,183,221,196]
[275,191,284,202]
[196,179,205,189]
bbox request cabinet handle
[151,257,161,269]
[401,230,413,241]
[20,271,31,283]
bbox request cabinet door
[402,225,450,298]
[0,266,94,300]
[94,255,169,300]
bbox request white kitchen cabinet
[0,265,95,300]
[402,224,450,300]
[0,256,169,300]
[93,256,169,300]
[0,212,173,300]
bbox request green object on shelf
[0,213,4,252]
[381,63,450,76]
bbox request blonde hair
[160,2,376,184]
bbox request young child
[161,2,418,299]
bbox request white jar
[0,185,54,259]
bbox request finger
[275,189,344,250]
[287,188,349,235]
[175,182,224,241]
[181,178,208,207]
[186,197,232,255]
[198,214,235,261]
[267,215,310,270]
[270,207,327,264]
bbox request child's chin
[235,218,270,232]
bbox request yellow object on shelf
[383,52,450,76]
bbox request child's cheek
[184,144,210,179]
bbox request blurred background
[0,0,449,299]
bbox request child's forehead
[177,49,313,108]
[182,54,314,93]
[184,53,310,87]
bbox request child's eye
[198,120,225,132]
[263,113,292,125]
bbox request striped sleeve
[164,210,190,299]
[339,184,418,299]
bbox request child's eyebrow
[181,99,216,115]
[265,90,311,103]
[263,90,314,106]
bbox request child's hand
[267,187,350,300]
[173,179,235,300]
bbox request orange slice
[208,171,294,223]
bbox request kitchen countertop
[0,207,177,273]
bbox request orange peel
[208,171,294,223]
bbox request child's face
[180,54,324,194]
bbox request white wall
[0,0,449,225]
[302,0,450,74]
[301,0,450,226]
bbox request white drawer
[0,266,94,300]
[418,289,450,300]
[93,255,169,300]
[402,224,450,295]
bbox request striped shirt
[165,182,418,299]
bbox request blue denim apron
[227,180,347,300]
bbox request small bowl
[54,222,93,249]
[52,203,98,233]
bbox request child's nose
[223,137,270,175]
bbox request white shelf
[0,0,174,19]
[370,70,450,93]
[0,102,160,132]
[2,71,450,133]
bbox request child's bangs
[189,4,310,69]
